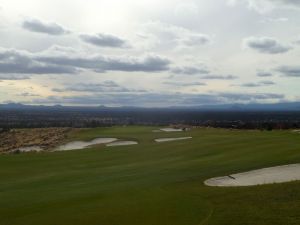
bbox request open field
[0,126,300,225]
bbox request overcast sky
[0,0,300,107]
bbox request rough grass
[0,128,73,152]
[0,126,300,225]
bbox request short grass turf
[0,126,300,225]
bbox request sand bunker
[106,141,138,147]
[152,130,162,133]
[55,138,117,151]
[155,137,192,143]
[205,164,300,187]
[160,128,183,132]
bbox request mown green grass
[0,126,300,225]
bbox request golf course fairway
[0,126,300,225]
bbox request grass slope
[0,126,300,225]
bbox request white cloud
[174,3,199,18]
[229,0,300,13]
[140,21,212,50]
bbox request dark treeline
[1,108,300,130]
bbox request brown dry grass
[0,128,75,153]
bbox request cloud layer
[0,47,171,75]
[28,92,285,107]
[53,81,146,93]
[0,48,76,75]
[0,1,298,106]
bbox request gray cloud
[182,34,211,46]
[171,65,237,80]
[269,0,300,6]
[22,19,69,35]
[36,54,171,73]
[0,74,30,80]
[260,80,276,85]
[200,75,238,80]
[171,66,209,75]
[0,47,170,75]
[53,81,146,93]
[257,71,273,77]
[80,33,128,48]
[240,80,275,87]
[240,83,262,87]
[277,65,300,77]
[163,81,206,86]
[18,92,40,97]
[217,92,284,101]
[243,37,291,54]
[0,48,77,74]
[294,39,300,45]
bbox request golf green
[0,126,300,225]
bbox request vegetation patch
[0,128,74,153]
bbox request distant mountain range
[1,102,300,111]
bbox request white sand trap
[55,138,117,151]
[155,137,192,143]
[106,141,138,147]
[152,130,162,133]
[160,128,183,132]
[205,164,300,187]
[12,146,43,153]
